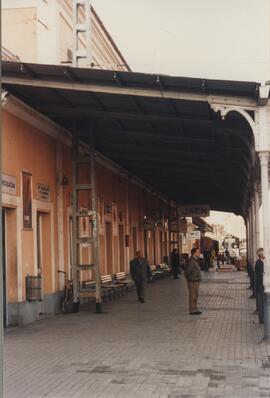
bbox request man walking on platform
[185,248,202,315]
[130,251,149,303]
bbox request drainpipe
[0,90,8,397]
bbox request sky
[205,211,246,239]
[91,0,264,238]
[92,0,270,82]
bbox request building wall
[2,99,170,326]
[2,0,130,71]
[2,7,37,63]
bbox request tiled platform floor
[4,271,270,398]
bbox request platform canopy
[2,61,260,215]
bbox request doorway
[132,226,137,257]
[37,213,42,277]
[2,210,7,328]
[118,224,125,271]
[36,211,52,295]
[69,216,73,279]
[144,229,148,259]
[105,222,113,274]
[160,231,163,263]
[153,229,157,264]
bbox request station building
[2,1,270,340]
[1,1,186,326]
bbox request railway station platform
[4,271,270,398]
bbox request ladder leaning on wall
[71,132,102,313]
[72,0,92,68]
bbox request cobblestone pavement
[4,271,270,398]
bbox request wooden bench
[158,263,171,276]
[78,280,111,301]
[101,274,125,298]
[150,265,163,279]
[77,280,97,301]
[115,272,134,289]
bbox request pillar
[251,198,257,265]
[259,152,270,337]
[248,207,254,266]
[254,189,260,249]
[246,217,250,264]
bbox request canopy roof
[2,61,259,215]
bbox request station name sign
[179,205,210,218]
[2,174,16,195]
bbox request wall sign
[22,171,32,229]
[179,205,210,218]
[189,231,201,240]
[2,174,16,195]
[37,183,51,202]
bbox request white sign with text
[2,174,16,195]
[189,231,201,240]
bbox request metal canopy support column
[259,151,270,337]
[71,129,102,313]
[72,132,79,311]
[177,213,182,255]
[168,204,179,253]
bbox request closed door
[2,210,6,328]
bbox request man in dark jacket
[130,251,149,303]
[203,248,211,271]
[185,248,202,315]
[255,248,265,324]
[170,249,181,279]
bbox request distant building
[2,0,130,71]
[1,46,20,62]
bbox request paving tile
[4,271,270,397]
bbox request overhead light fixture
[61,176,69,186]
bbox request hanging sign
[147,208,164,227]
[37,183,51,202]
[143,219,153,230]
[2,174,16,195]
[169,221,179,232]
[189,231,201,240]
[22,171,32,229]
[179,205,210,218]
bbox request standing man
[255,248,265,324]
[130,251,149,303]
[185,248,202,315]
[225,248,230,264]
[170,248,181,279]
[203,248,211,271]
